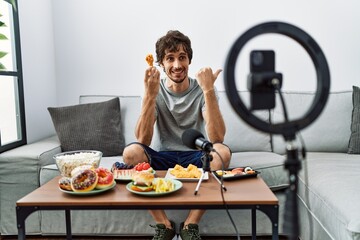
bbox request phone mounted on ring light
[247,50,283,110]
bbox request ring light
[224,21,330,140]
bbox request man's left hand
[195,67,222,92]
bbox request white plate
[113,169,156,182]
[113,169,136,182]
[165,168,209,181]
[126,178,182,196]
[59,181,116,195]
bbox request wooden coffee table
[16,171,279,240]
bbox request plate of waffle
[165,164,209,181]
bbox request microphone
[182,129,213,152]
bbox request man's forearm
[135,95,157,146]
[203,89,226,143]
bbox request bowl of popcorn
[54,150,102,177]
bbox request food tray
[213,168,259,181]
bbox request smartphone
[250,50,275,73]
[248,50,278,110]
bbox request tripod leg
[211,172,227,191]
[194,169,205,195]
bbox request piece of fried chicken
[145,54,154,67]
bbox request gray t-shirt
[152,77,209,151]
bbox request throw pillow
[48,97,124,156]
[348,85,360,154]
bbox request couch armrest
[0,135,61,184]
[0,135,61,169]
[0,135,61,234]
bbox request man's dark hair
[155,30,193,65]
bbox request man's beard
[165,68,188,84]
[167,75,187,84]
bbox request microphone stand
[194,150,227,195]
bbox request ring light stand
[224,22,330,239]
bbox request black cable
[268,109,274,152]
[274,84,289,123]
[213,150,241,240]
[297,132,307,159]
[296,132,313,240]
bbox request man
[123,30,231,240]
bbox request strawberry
[134,162,151,171]
[142,162,150,170]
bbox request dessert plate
[113,169,156,182]
[59,181,116,195]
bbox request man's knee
[211,143,232,169]
[122,143,148,165]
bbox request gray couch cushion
[298,152,360,239]
[348,85,360,154]
[272,91,353,154]
[218,91,272,152]
[48,98,124,156]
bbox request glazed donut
[71,169,98,192]
[59,177,72,191]
[95,167,114,189]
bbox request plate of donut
[59,181,116,195]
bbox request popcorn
[55,151,101,178]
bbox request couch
[0,88,359,240]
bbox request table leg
[252,208,257,240]
[65,209,72,240]
[257,205,279,240]
[16,206,38,240]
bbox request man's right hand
[144,67,160,97]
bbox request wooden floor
[0,235,287,240]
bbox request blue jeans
[127,142,205,170]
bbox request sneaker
[180,222,202,240]
[150,220,176,240]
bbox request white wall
[19,0,360,142]
[19,0,57,143]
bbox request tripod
[194,150,227,195]
[283,139,302,240]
